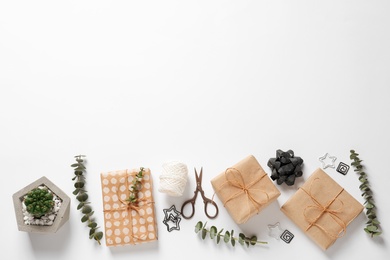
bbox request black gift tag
[336,162,350,175]
[280,229,294,243]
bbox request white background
[1,1,389,259]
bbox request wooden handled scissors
[180,167,219,219]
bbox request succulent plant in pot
[13,176,71,233]
[24,187,55,218]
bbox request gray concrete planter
[12,176,70,233]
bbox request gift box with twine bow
[100,168,158,246]
[211,155,281,224]
[281,168,363,250]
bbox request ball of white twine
[158,161,188,197]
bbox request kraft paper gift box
[211,155,281,224]
[281,168,363,250]
[100,168,158,246]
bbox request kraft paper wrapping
[281,168,363,250]
[100,168,158,246]
[211,155,281,224]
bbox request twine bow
[103,170,153,244]
[217,167,269,223]
[300,178,347,239]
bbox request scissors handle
[204,198,219,219]
[180,199,195,219]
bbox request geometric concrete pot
[12,176,71,233]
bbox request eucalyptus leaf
[74,182,85,188]
[238,233,245,245]
[224,231,230,243]
[210,226,217,239]
[217,228,224,244]
[75,170,83,176]
[88,222,97,228]
[201,228,207,240]
[81,215,89,223]
[77,202,84,210]
[231,232,236,247]
[250,236,257,245]
[76,192,88,202]
[89,228,96,236]
[94,232,104,240]
[195,221,203,233]
[366,225,378,232]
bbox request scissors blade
[195,167,203,184]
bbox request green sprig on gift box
[350,150,382,237]
[71,155,104,244]
[126,167,144,205]
[195,221,267,247]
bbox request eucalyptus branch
[350,150,382,237]
[195,221,267,247]
[126,167,144,205]
[71,155,104,244]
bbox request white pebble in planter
[12,176,70,233]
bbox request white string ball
[158,161,188,197]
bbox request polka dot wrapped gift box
[100,168,158,246]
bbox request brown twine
[300,178,347,239]
[215,167,269,223]
[103,170,154,244]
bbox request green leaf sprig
[195,221,267,247]
[350,150,382,237]
[126,167,145,205]
[71,155,104,245]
